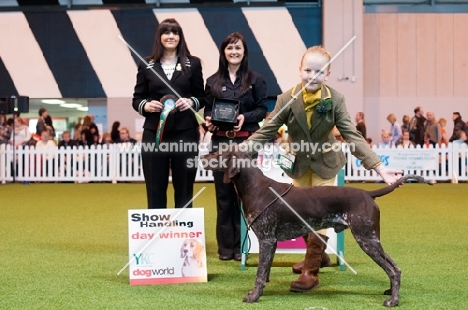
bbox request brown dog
[201,149,429,307]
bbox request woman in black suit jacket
[132,18,204,209]
[204,32,268,260]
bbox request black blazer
[204,70,267,133]
[132,56,205,132]
[58,140,79,148]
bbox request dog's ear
[180,240,186,258]
[200,152,219,170]
[193,241,205,267]
[223,154,240,183]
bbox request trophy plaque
[211,98,240,130]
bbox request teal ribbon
[155,95,177,147]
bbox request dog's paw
[243,291,260,303]
[383,298,399,307]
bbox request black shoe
[219,254,233,261]
[234,254,242,261]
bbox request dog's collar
[244,184,294,229]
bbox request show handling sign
[128,208,207,285]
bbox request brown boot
[290,233,328,292]
[291,235,309,274]
[292,237,332,274]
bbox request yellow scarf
[302,88,322,129]
[291,84,332,129]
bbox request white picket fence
[0,143,467,184]
[344,143,468,183]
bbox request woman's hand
[176,98,193,112]
[144,100,163,113]
[374,164,403,185]
[204,116,218,132]
[232,114,245,132]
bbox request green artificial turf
[1,182,468,309]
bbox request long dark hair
[111,121,120,132]
[149,18,191,72]
[211,32,252,98]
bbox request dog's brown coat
[202,149,429,307]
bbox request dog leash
[244,184,294,230]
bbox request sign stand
[240,168,346,271]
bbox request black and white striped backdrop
[0,5,321,99]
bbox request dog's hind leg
[351,226,401,307]
[243,238,277,303]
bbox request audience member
[0,114,11,144]
[438,118,448,145]
[378,130,393,148]
[366,137,373,147]
[396,130,416,148]
[355,112,366,139]
[44,114,56,139]
[110,121,120,142]
[58,131,78,148]
[449,112,467,142]
[115,127,137,144]
[73,122,83,141]
[87,114,100,139]
[409,106,426,146]
[36,130,57,149]
[35,130,57,176]
[387,113,402,145]
[453,129,468,145]
[424,112,441,146]
[91,133,100,146]
[36,108,48,135]
[101,132,113,146]
[80,115,95,146]
[423,131,436,148]
[10,117,30,147]
[401,114,410,132]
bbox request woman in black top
[110,121,120,142]
[204,32,268,261]
[132,18,204,209]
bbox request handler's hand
[205,116,218,132]
[232,114,245,132]
[176,98,193,112]
[374,165,403,185]
[144,100,163,113]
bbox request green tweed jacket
[245,84,380,179]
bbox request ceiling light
[76,107,89,112]
[41,99,65,104]
[60,103,83,108]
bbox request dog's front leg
[266,241,277,283]
[243,238,277,303]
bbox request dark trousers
[141,128,198,209]
[211,135,250,256]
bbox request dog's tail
[367,174,432,198]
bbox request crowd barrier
[1,143,467,184]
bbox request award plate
[211,98,240,130]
